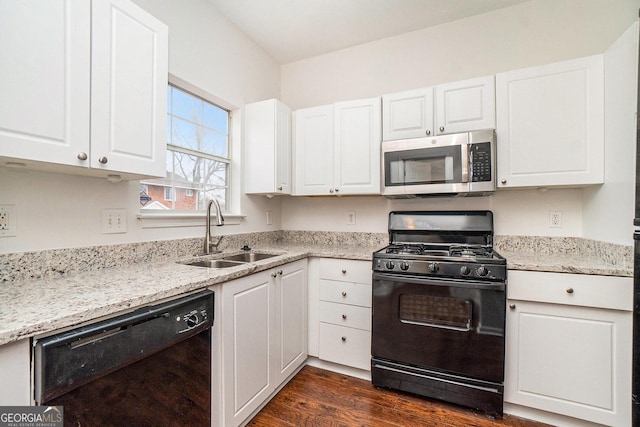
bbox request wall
[280,0,639,244]
[0,0,282,253]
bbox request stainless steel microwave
[381,129,496,197]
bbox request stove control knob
[385,261,395,270]
[427,263,439,273]
[400,261,410,271]
[185,313,199,328]
[460,266,471,276]
[477,266,489,277]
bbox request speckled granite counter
[0,232,632,347]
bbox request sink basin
[222,253,278,262]
[185,259,244,268]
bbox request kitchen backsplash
[0,231,632,283]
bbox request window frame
[137,74,245,228]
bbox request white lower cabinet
[0,339,31,405]
[505,270,632,426]
[316,258,372,371]
[221,259,307,427]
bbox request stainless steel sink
[222,253,278,262]
[181,252,279,268]
[185,259,244,268]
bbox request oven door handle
[373,272,505,292]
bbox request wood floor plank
[248,366,549,427]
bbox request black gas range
[371,211,507,416]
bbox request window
[140,84,230,212]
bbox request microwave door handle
[461,144,470,183]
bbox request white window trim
[139,73,245,228]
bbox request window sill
[137,212,246,229]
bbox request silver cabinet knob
[425,129,431,136]
[77,152,88,161]
[509,303,516,310]
[342,314,347,320]
[341,269,346,274]
[277,270,283,276]
[501,179,507,184]
[271,272,277,278]
[341,336,347,342]
[277,186,283,191]
[439,126,445,132]
[341,291,347,297]
[98,156,108,164]
[334,187,340,193]
[566,288,574,294]
[329,188,334,194]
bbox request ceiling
[207,0,530,64]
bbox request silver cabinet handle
[341,336,346,342]
[98,156,108,164]
[439,126,445,132]
[509,303,516,310]
[77,152,88,161]
[341,291,347,297]
[501,179,507,184]
[566,288,574,294]
[342,314,347,320]
[425,129,431,136]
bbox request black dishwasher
[34,290,213,427]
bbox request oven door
[382,133,469,196]
[372,272,505,383]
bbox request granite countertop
[0,243,378,346]
[0,234,632,347]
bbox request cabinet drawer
[319,259,371,283]
[318,323,371,370]
[319,280,371,307]
[508,270,632,311]
[319,301,371,330]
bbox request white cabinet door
[293,105,334,195]
[274,260,307,384]
[505,271,632,426]
[334,97,381,195]
[435,75,495,135]
[0,339,31,405]
[91,0,168,178]
[496,55,604,188]
[222,271,274,427]
[244,99,292,195]
[0,0,91,168]
[382,88,434,141]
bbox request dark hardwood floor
[248,366,548,427]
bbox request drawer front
[319,259,372,283]
[319,279,371,307]
[319,323,371,370]
[319,301,371,330]
[508,270,633,311]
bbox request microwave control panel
[470,142,492,182]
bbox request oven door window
[384,146,462,186]
[399,294,472,331]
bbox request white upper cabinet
[382,87,434,140]
[0,0,91,168]
[244,99,292,195]
[293,105,335,195]
[382,76,495,141]
[0,0,168,180]
[333,98,381,195]
[435,76,495,135]
[294,97,381,196]
[495,55,604,188]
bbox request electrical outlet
[102,209,127,234]
[266,211,273,225]
[347,211,356,225]
[549,211,562,228]
[0,205,17,237]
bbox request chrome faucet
[204,199,224,254]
